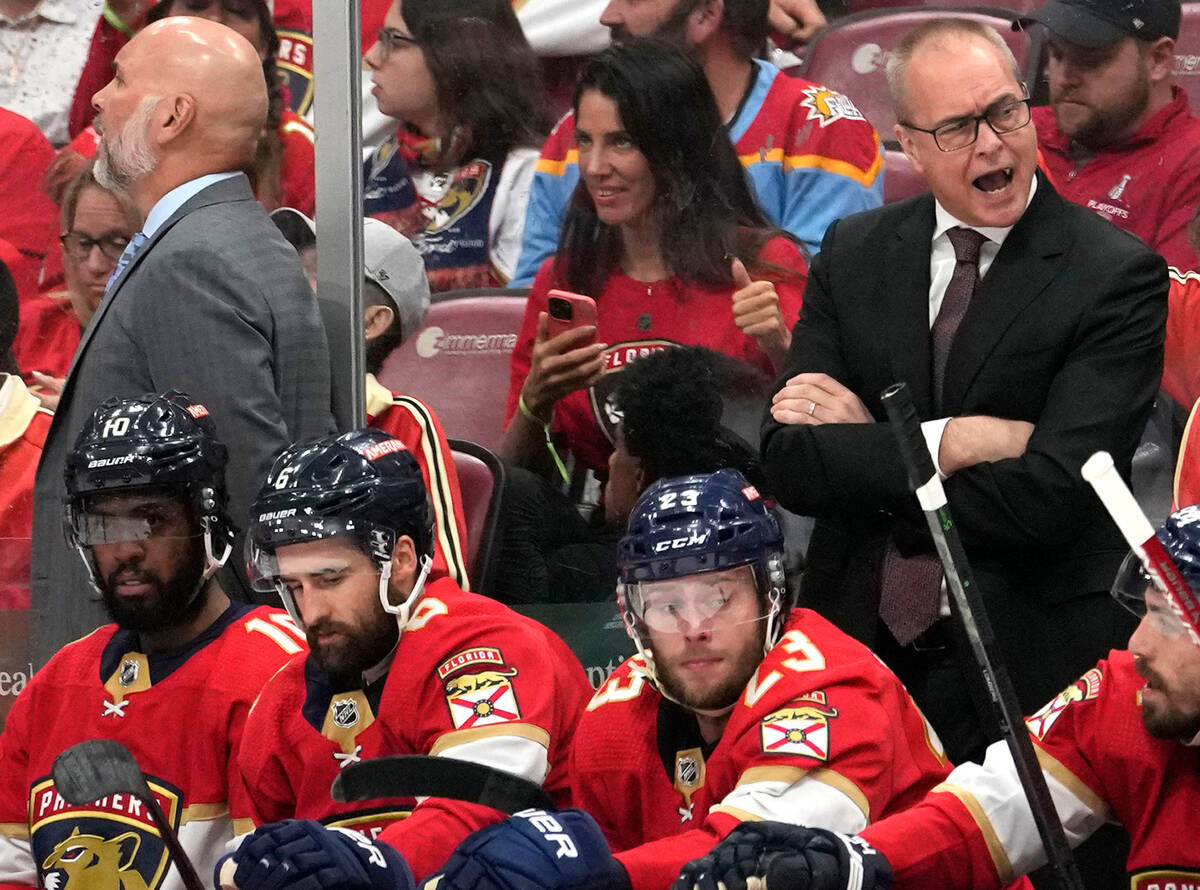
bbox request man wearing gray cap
[1022,0,1200,270]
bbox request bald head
[92,16,268,205]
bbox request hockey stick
[52,739,206,890]
[880,382,1084,890]
[331,754,555,813]
[217,756,556,889]
[1082,451,1200,647]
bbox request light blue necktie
[105,231,148,292]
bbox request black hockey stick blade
[52,739,206,890]
[53,739,154,804]
[331,755,555,813]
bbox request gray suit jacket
[30,174,335,662]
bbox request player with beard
[675,504,1200,890]
[418,469,959,890]
[0,391,307,890]
[1020,0,1200,270]
[223,428,590,887]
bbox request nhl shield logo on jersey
[1025,667,1103,740]
[760,692,839,760]
[119,659,139,687]
[439,648,521,730]
[332,697,361,729]
[29,774,183,890]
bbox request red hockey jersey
[862,651,1200,889]
[0,381,49,610]
[0,604,305,890]
[365,376,470,589]
[235,577,591,881]
[572,608,952,890]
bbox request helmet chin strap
[382,553,433,632]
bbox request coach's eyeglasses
[59,231,132,263]
[375,26,419,59]
[899,95,1033,152]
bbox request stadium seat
[1175,2,1200,116]
[883,147,927,202]
[377,288,529,453]
[448,439,505,596]
[799,7,1046,144]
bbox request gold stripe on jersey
[0,822,28,839]
[734,765,871,823]
[535,150,578,178]
[709,804,763,823]
[232,818,255,835]
[392,394,470,588]
[181,803,228,824]
[330,810,412,829]
[429,722,550,756]
[1033,746,1110,819]
[931,784,1015,884]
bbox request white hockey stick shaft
[1082,451,1200,646]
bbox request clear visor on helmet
[69,497,198,547]
[246,516,394,594]
[624,564,762,635]
[1112,551,1194,639]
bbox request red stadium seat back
[1175,3,1200,116]
[799,7,1045,143]
[447,439,505,596]
[883,147,928,202]
[377,289,529,454]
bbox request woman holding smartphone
[503,38,807,480]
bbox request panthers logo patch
[1025,667,1103,740]
[425,161,493,233]
[440,648,521,730]
[29,774,183,890]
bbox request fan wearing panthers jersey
[509,0,883,287]
[421,470,975,890]
[0,391,306,890]
[678,505,1200,890]
[225,428,590,888]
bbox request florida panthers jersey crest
[0,605,305,890]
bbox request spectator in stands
[0,0,104,146]
[0,259,50,611]
[65,0,316,215]
[0,107,58,287]
[363,0,548,292]
[1021,0,1200,270]
[502,39,806,482]
[30,15,334,666]
[13,161,141,393]
[604,346,767,528]
[271,206,472,589]
[511,0,882,287]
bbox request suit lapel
[70,175,255,365]
[883,196,936,417]
[940,175,1067,412]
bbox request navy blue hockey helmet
[246,428,434,628]
[618,469,788,648]
[1112,504,1200,644]
[63,390,234,590]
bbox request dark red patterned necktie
[878,227,987,646]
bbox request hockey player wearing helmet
[420,469,972,890]
[0,391,307,890]
[677,505,1200,890]
[224,428,591,890]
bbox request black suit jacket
[762,173,1167,715]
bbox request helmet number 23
[658,489,700,510]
